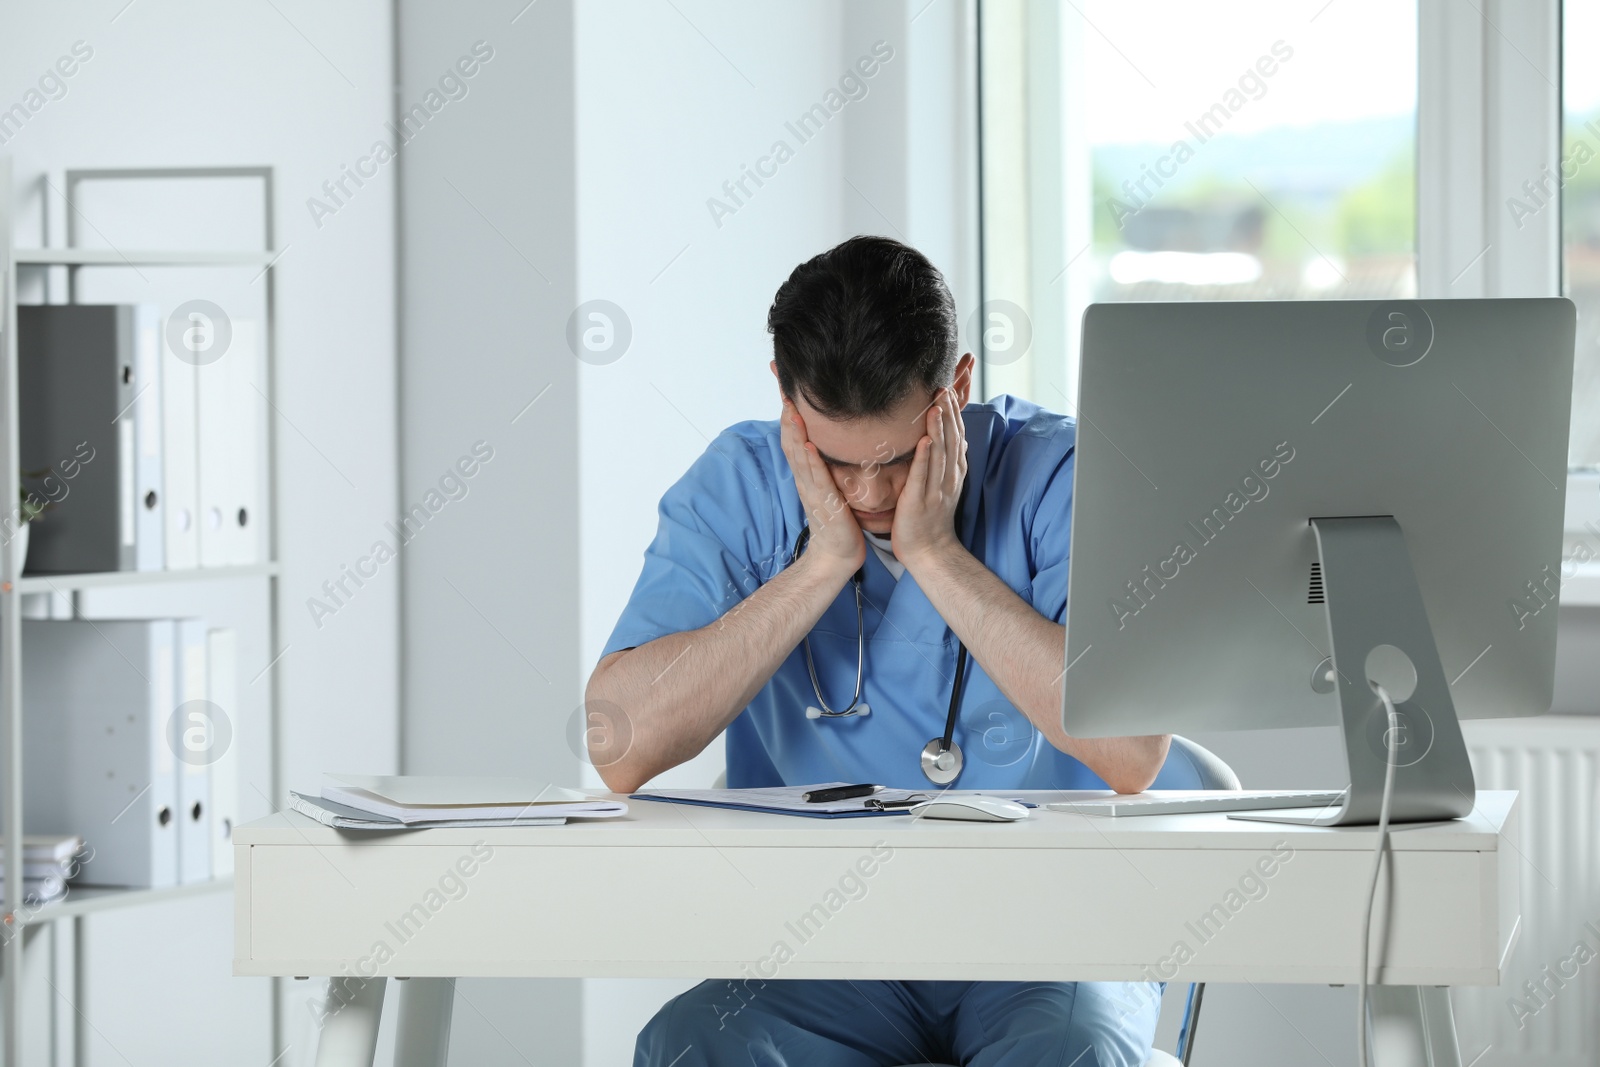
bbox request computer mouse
[909,795,1031,822]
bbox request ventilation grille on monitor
[1307,562,1325,604]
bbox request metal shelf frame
[14,561,279,595]
[0,160,282,1066]
[11,876,232,928]
[16,248,277,267]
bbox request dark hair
[767,235,958,419]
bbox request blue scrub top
[602,394,1110,792]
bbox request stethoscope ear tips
[806,706,822,719]
[855,704,870,717]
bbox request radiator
[1455,715,1600,1067]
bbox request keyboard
[1045,789,1346,817]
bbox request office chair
[875,735,1241,1067]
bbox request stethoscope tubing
[801,563,868,717]
[788,499,978,783]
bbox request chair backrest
[1152,734,1242,791]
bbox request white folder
[21,620,178,888]
[160,310,200,570]
[174,618,211,883]
[206,627,239,878]
[196,318,262,567]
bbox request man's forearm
[903,543,1169,793]
[585,553,853,792]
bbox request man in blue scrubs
[587,236,1170,1066]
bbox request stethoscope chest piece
[920,738,963,785]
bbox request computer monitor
[1060,298,1575,825]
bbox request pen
[803,783,881,803]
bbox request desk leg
[1367,986,1462,1067]
[315,976,387,1067]
[394,978,456,1067]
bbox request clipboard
[630,783,922,819]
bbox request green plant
[19,468,55,523]
[18,489,47,524]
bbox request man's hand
[892,388,968,568]
[780,399,865,578]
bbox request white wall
[1,0,399,1062]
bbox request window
[1564,0,1600,467]
[980,0,1418,408]
[1085,0,1417,305]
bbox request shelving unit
[0,160,281,1065]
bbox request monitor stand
[1232,516,1477,827]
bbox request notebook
[319,775,629,824]
[289,792,566,830]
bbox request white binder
[206,627,239,878]
[196,319,262,567]
[161,311,200,570]
[21,620,178,888]
[174,618,211,883]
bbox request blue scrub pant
[634,978,1162,1067]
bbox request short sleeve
[1024,435,1076,624]
[601,430,782,658]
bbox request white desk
[235,790,1520,1067]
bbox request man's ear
[770,360,787,405]
[952,353,977,407]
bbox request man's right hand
[780,398,865,579]
[588,405,869,791]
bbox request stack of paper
[0,835,85,904]
[289,775,628,830]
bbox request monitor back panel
[1062,298,1574,737]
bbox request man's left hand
[892,388,968,569]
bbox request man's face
[790,388,940,535]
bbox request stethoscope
[787,495,979,786]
